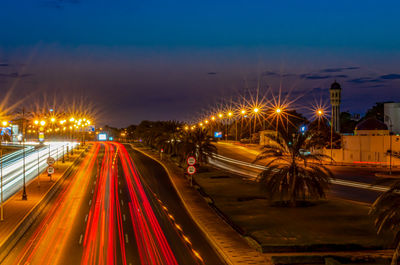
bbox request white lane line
[123,214,126,222]
[120,189,122,194]
[79,234,83,245]
[85,214,88,222]
[91,189,94,194]
[89,199,92,206]
[125,234,129,243]
[121,199,124,206]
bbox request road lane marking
[125,234,129,243]
[123,214,126,222]
[89,199,92,206]
[91,189,94,194]
[120,189,122,194]
[121,199,124,206]
[79,234,83,245]
[85,214,88,222]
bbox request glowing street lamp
[50,117,56,123]
[34,120,39,125]
[241,109,246,115]
[253,108,259,113]
[40,120,46,126]
[1,121,7,127]
[211,116,216,121]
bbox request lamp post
[385,115,393,175]
[252,108,259,143]
[227,111,233,141]
[1,149,3,221]
[22,108,27,201]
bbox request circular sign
[187,165,196,175]
[187,156,196,166]
[47,157,55,166]
[47,166,55,175]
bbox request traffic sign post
[47,166,55,181]
[187,165,196,186]
[187,156,196,166]
[47,157,55,166]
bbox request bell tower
[329,81,341,133]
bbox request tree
[178,128,217,166]
[370,181,400,265]
[254,129,332,207]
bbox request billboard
[214,132,223,138]
[98,133,107,141]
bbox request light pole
[252,107,259,143]
[385,115,393,175]
[240,109,246,140]
[1,149,3,221]
[22,108,27,201]
[227,111,233,141]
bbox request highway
[2,142,223,265]
[213,142,388,204]
[1,142,78,201]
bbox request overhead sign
[47,157,55,165]
[187,156,196,166]
[98,133,107,141]
[187,165,196,175]
[47,166,55,175]
[214,132,223,138]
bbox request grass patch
[195,166,393,253]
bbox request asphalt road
[214,142,387,204]
[124,145,224,265]
[2,142,223,265]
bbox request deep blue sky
[1,0,400,126]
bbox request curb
[130,145,233,265]
[0,147,87,263]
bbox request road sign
[187,156,196,166]
[47,157,55,166]
[187,165,196,175]
[47,166,55,175]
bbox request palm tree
[254,130,332,207]
[370,181,400,265]
[178,128,217,166]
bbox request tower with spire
[329,81,341,133]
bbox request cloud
[320,66,360,73]
[0,63,9,67]
[207,72,217,75]
[0,72,32,78]
[347,77,383,84]
[261,71,278,76]
[300,74,347,80]
[380,74,400,80]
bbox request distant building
[329,81,341,133]
[354,118,389,136]
[384,102,400,134]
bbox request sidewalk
[0,146,86,262]
[133,146,271,265]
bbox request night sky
[1,0,400,127]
